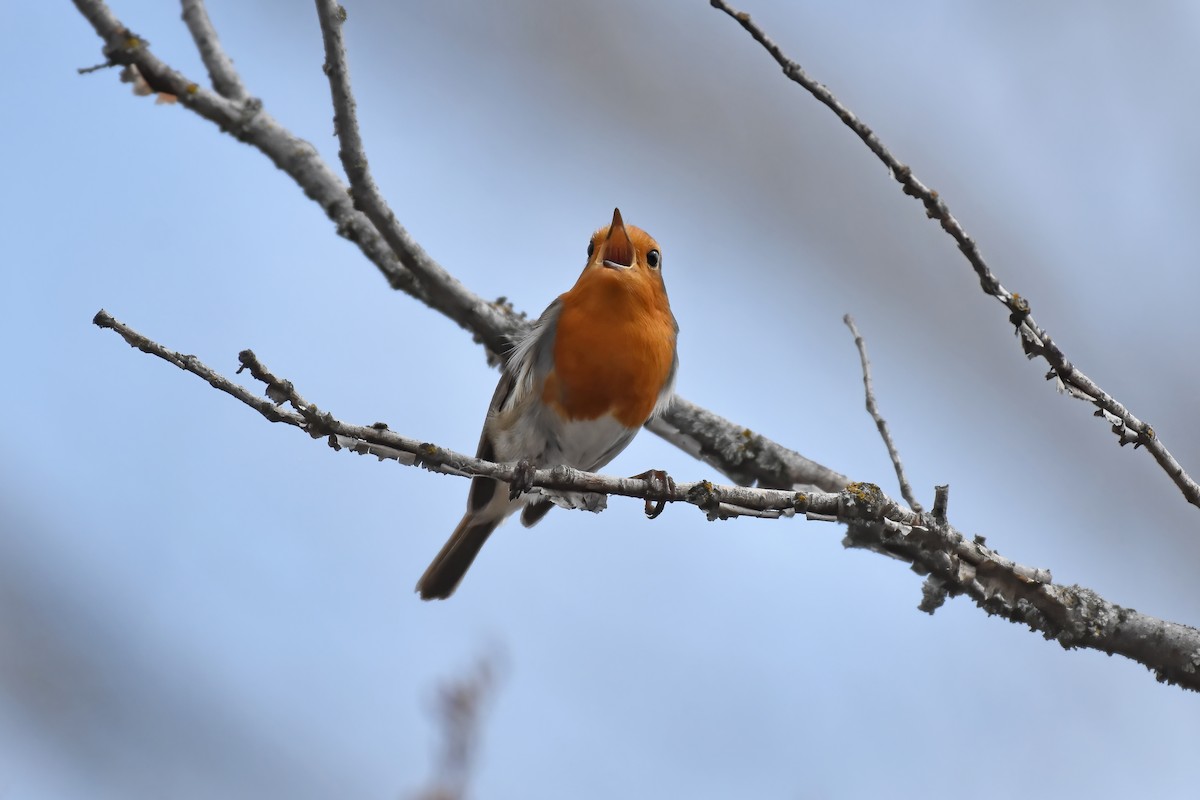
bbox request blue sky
[6,1,1200,797]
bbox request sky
[6,1,1200,797]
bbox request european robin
[416,208,678,599]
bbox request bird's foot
[633,469,676,520]
[508,458,537,500]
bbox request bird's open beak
[602,207,634,269]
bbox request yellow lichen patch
[846,482,883,505]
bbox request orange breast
[543,269,676,428]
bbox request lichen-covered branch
[92,308,1200,690]
[710,0,1200,511]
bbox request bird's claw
[633,469,676,519]
[509,458,537,501]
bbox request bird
[416,208,678,600]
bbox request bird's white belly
[544,413,637,472]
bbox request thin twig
[844,314,920,511]
[314,0,511,347]
[180,0,247,101]
[710,0,1200,511]
[92,309,301,425]
[92,308,1200,691]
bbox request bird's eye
[646,249,661,269]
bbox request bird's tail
[416,513,501,600]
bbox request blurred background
[6,1,1200,796]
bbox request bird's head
[583,208,665,291]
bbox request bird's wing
[501,298,562,414]
[465,298,563,504]
[650,348,679,420]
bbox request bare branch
[710,0,1200,511]
[931,484,949,525]
[71,0,841,496]
[843,314,920,511]
[180,0,246,101]
[646,403,848,492]
[71,0,432,308]
[92,310,806,520]
[314,0,526,351]
[92,309,300,425]
[92,309,1200,690]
